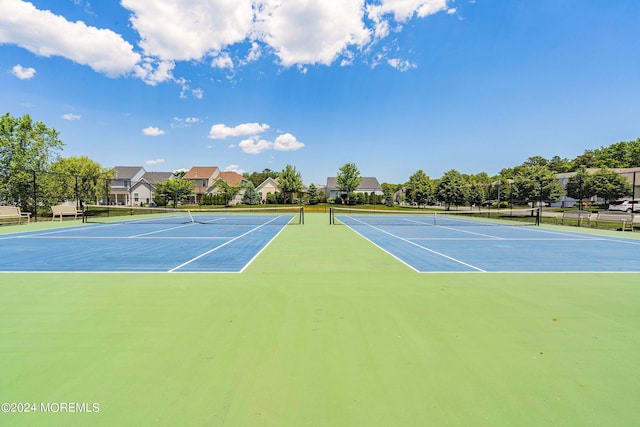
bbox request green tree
[307,183,319,205]
[336,163,361,204]
[513,166,564,207]
[435,170,467,209]
[522,156,549,168]
[46,156,113,207]
[565,167,593,209]
[466,180,486,209]
[154,177,194,208]
[572,150,597,169]
[0,113,64,211]
[212,179,239,206]
[590,138,640,168]
[242,181,261,205]
[585,167,632,203]
[244,168,279,188]
[278,164,303,204]
[383,187,395,207]
[548,156,572,173]
[405,170,432,206]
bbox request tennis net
[330,207,540,226]
[83,205,304,225]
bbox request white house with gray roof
[325,177,383,199]
[107,166,173,206]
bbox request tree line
[2,112,638,212]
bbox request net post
[329,207,333,225]
[536,207,541,226]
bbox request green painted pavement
[0,213,639,426]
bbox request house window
[202,179,207,187]
[134,193,139,202]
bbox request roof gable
[217,171,247,187]
[142,172,174,184]
[183,166,219,180]
[326,176,382,191]
[114,166,145,180]
[256,177,280,191]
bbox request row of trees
[0,113,114,212]
[2,112,638,213]
[400,165,633,209]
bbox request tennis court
[1,212,639,427]
[0,208,302,273]
[331,207,640,272]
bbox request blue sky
[2,0,639,185]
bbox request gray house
[108,166,173,206]
[325,177,383,199]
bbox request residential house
[130,171,174,206]
[216,171,249,205]
[325,177,383,200]
[109,166,146,205]
[107,166,173,206]
[183,166,221,204]
[256,177,280,203]
[183,167,252,205]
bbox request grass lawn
[1,213,639,426]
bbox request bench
[592,211,634,232]
[556,210,592,226]
[51,205,81,221]
[0,206,31,224]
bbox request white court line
[508,225,640,246]
[239,221,290,273]
[407,237,600,241]
[343,215,486,272]
[17,235,228,240]
[0,222,122,239]
[130,223,197,237]
[168,216,284,272]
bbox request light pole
[538,177,544,225]
[507,178,514,215]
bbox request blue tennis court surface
[336,213,640,273]
[0,214,294,273]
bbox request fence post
[32,170,37,222]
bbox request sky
[1,0,639,185]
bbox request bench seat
[556,210,592,226]
[593,212,634,232]
[51,205,81,221]
[0,206,31,224]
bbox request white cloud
[120,0,454,70]
[145,158,165,165]
[12,64,36,79]
[2,0,455,86]
[172,116,201,128]
[224,164,245,174]
[142,126,165,136]
[133,58,175,85]
[209,122,270,139]
[122,0,254,61]
[0,0,140,77]
[387,58,417,71]
[273,133,305,151]
[255,1,371,67]
[236,133,305,154]
[211,52,234,70]
[62,113,81,121]
[238,136,273,154]
[192,88,204,99]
